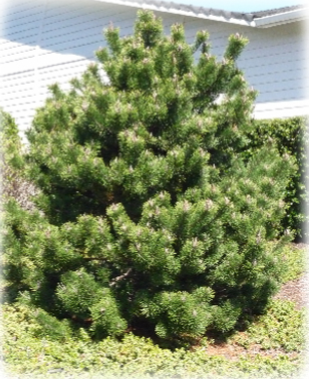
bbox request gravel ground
[274,273,309,309]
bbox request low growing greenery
[230,300,304,353]
[279,243,306,283]
[1,302,304,379]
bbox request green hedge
[245,117,308,241]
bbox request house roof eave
[253,8,308,28]
[93,0,308,27]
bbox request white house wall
[0,0,307,138]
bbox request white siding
[1,0,138,136]
[0,0,307,139]
[180,16,308,118]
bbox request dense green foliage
[246,117,308,240]
[278,242,306,283]
[2,239,305,379]
[3,241,305,378]
[231,299,304,353]
[2,11,295,343]
[4,307,301,379]
[2,296,304,378]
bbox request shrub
[0,109,38,211]
[245,117,308,240]
[2,11,294,343]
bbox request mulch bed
[274,273,308,310]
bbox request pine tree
[2,11,295,342]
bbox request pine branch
[109,268,133,287]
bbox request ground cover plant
[1,10,296,345]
